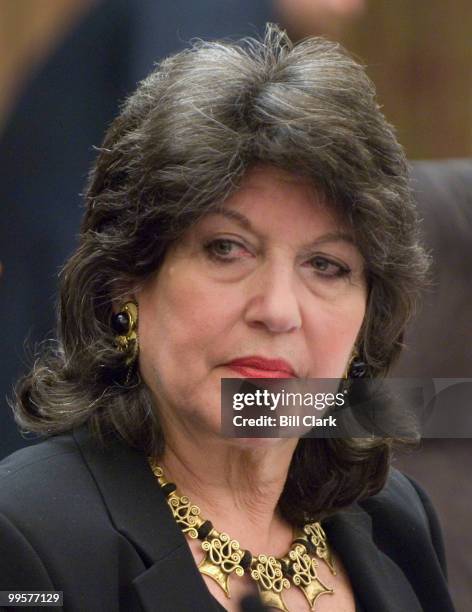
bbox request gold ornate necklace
[148,459,337,611]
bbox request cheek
[326,306,364,347]
[137,265,236,376]
[306,291,366,376]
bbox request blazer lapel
[72,426,221,611]
[132,547,225,612]
[323,505,423,612]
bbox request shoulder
[0,432,114,554]
[0,432,97,513]
[0,431,144,605]
[322,468,454,611]
[360,467,430,522]
[0,432,80,481]
[360,467,439,533]
[359,466,448,574]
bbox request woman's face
[136,164,367,438]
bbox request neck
[158,428,299,555]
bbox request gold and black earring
[111,302,139,384]
[348,357,368,379]
[343,349,368,380]
[339,348,367,395]
[338,349,368,427]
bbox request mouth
[224,356,298,379]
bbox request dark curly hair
[13,24,429,524]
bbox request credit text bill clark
[232,415,337,427]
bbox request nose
[243,259,302,333]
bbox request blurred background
[1,1,471,609]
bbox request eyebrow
[209,208,356,248]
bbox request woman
[0,25,454,612]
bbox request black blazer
[0,426,455,612]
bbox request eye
[204,238,247,262]
[309,255,351,279]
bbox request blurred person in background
[274,0,366,39]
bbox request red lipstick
[225,356,297,379]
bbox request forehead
[205,164,350,237]
[230,163,321,200]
